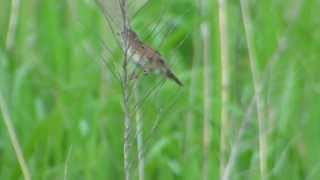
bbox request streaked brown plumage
[121,29,183,86]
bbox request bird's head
[121,28,138,42]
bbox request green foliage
[0,0,320,179]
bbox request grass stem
[0,92,31,180]
[201,22,212,180]
[239,0,267,179]
[6,0,20,51]
[218,0,230,178]
[134,81,145,180]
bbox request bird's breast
[128,47,148,66]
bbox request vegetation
[0,0,320,179]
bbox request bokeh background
[1,0,320,179]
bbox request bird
[120,28,183,86]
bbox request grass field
[1,0,320,179]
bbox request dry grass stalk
[201,22,212,180]
[134,81,145,180]
[218,0,230,178]
[0,93,31,180]
[239,0,267,179]
[197,1,212,180]
[119,0,132,180]
[6,0,20,51]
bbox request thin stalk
[134,81,145,180]
[218,0,230,178]
[119,0,132,180]
[222,0,303,175]
[64,145,73,180]
[184,32,198,160]
[0,92,31,180]
[239,0,267,179]
[201,22,212,180]
[6,0,21,51]
[198,0,212,180]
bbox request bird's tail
[166,70,183,86]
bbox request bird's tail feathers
[166,70,183,87]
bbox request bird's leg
[143,69,149,75]
[130,69,151,80]
[129,67,147,80]
[129,69,140,80]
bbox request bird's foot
[129,72,139,80]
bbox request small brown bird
[121,28,183,86]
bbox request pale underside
[127,47,165,75]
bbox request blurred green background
[1,0,320,179]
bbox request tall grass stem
[239,0,267,179]
[6,0,20,51]
[0,92,31,180]
[218,0,231,178]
